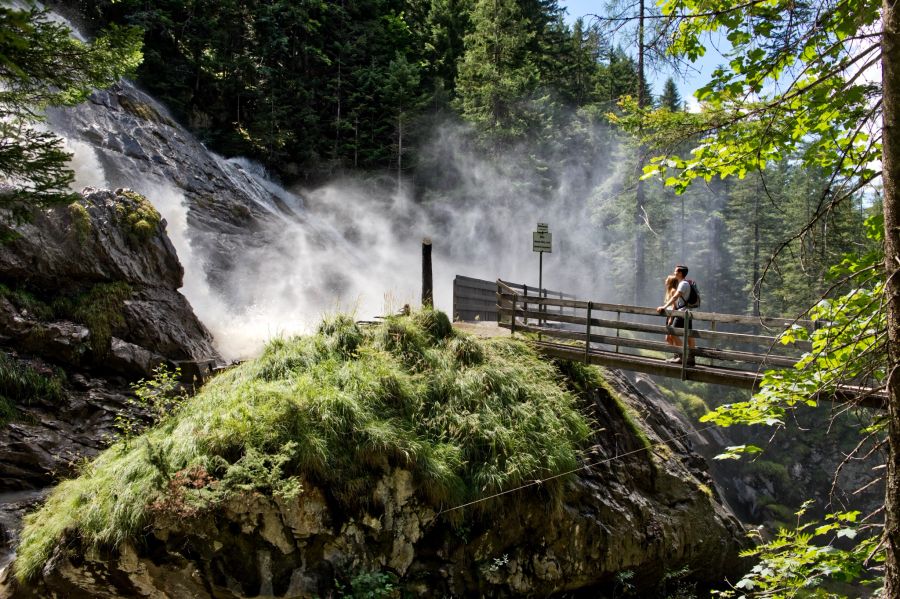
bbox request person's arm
[657,295,678,313]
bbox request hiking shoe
[666,356,682,364]
[685,358,696,367]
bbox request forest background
[19,0,890,594]
[54,0,877,318]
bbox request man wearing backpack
[656,264,697,365]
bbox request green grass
[63,282,132,355]
[0,352,64,425]
[0,280,132,356]
[15,309,592,581]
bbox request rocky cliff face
[0,188,219,375]
[0,188,221,566]
[2,370,745,598]
[629,374,884,529]
[46,82,284,295]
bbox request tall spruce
[658,77,682,111]
[454,0,539,148]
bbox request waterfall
[39,12,613,360]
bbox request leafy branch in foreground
[713,502,883,598]
[701,213,886,430]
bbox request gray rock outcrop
[0,188,222,565]
[0,187,220,375]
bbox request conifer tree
[658,77,682,111]
[454,0,539,147]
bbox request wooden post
[681,311,691,380]
[538,252,544,327]
[523,284,528,325]
[585,302,593,363]
[616,310,621,354]
[422,238,433,308]
[511,294,518,336]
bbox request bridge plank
[505,322,801,367]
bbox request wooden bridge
[495,280,885,409]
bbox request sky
[560,0,730,110]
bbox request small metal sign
[537,222,549,233]
[533,229,551,253]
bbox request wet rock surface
[3,372,745,597]
[46,83,283,292]
[0,188,220,371]
[0,188,222,573]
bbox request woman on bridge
[663,275,678,349]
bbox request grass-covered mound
[15,310,592,581]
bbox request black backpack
[685,279,701,309]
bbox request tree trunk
[633,0,646,306]
[753,183,760,317]
[881,1,900,594]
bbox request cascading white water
[49,85,617,360]
[40,9,618,360]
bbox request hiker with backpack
[656,265,699,365]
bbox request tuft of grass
[317,313,363,356]
[411,309,452,342]
[448,335,484,366]
[0,283,54,321]
[0,395,14,427]
[0,352,64,422]
[55,282,132,356]
[16,310,592,580]
[117,190,161,245]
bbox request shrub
[0,352,64,413]
[116,365,186,445]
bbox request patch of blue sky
[559,0,732,109]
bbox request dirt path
[452,321,510,338]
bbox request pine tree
[454,0,539,147]
[658,77,682,111]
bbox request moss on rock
[67,201,92,243]
[116,189,161,245]
[15,309,593,581]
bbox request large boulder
[2,371,745,597]
[0,188,223,560]
[0,187,220,375]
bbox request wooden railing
[496,279,884,408]
[453,275,574,323]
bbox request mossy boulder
[6,311,745,597]
[0,188,219,369]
